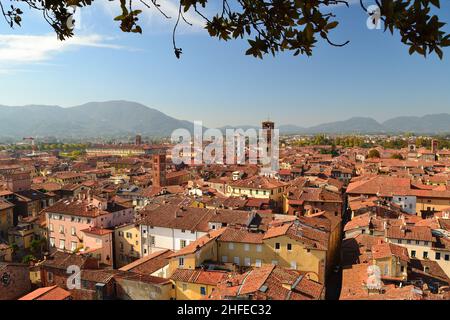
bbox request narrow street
[326,269,343,300]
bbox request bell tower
[152,153,166,187]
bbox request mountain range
[0,101,450,139]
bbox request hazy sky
[0,1,449,128]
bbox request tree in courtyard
[368,149,381,158]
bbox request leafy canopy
[1,0,449,59]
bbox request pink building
[44,196,134,265]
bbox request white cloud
[99,0,207,33]
[0,33,123,63]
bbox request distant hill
[304,117,386,134]
[1,101,450,138]
[381,114,450,134]
[0,101,195,139]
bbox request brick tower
[152,153,166,187]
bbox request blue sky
[0,0,449,128]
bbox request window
[181,229,185,233]
[180,240,187,248]
[126,232,132,239]
[435,252,441,260]
[275,243,280,251]
[255,259,262,267]
[424,241,429,246]
[179,257,184,266]
[71,241,77,252]
[397,239,402,244]
[244,244,250,251]
[445,254,450,261]
[71,227,76,236]
[423,251,428,259]
[59,225,64,234]
[47,272,54,283]
[401,266,405,273]
[49,237,55,248]
[244,257,251,266]
[411,250,416,258]
[271,260,278,265]
[384,265,389,275]
[150,236,155,246]
[233,256,240,265]
[59,239,65,250]
[49,223,54,232]
[200,287,206,296]
[228,243,234,250]
[406,240,411,244]
[256,245,262,252]
[287,243,292,251]
[416,240,420,245]
[290,261,297,269]
[221,256,228,263]
[119,231,124,237]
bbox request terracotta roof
[19,286,71,300]
[170,228,226,258]
[264,220,329,251]
[386,225,434,242]
[218,228,264,244]
[209,265,324,300]
[0,198,14,211]
[138,204,213,232]
[229,176,286,189]
[44,199,127,218]
[170,268,227,285]
[81,227,113,236]
[372,242,410,262]
[119,249,172,274]
[347,175,412,196]
[409,259,450,283]
[340,263,423,300]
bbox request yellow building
[226,176,287,207]
[8,222,35,250]
[168,220,331,284]
[414,190,450,216]
[260,224,326,282]
[114,223,141,268]
[168,228,223,275]
[170,269,227,300]
[371,242,409,281]
[0,199,14,240]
